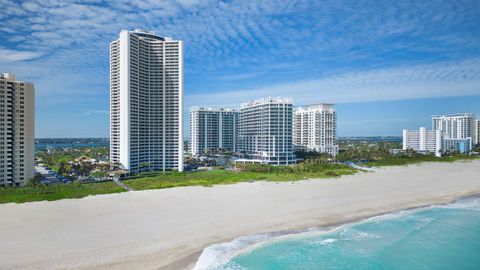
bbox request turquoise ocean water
[196,197,480,270]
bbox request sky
[1,0,480,138]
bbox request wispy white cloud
[3,0,476,68]
[2,1,479,72]
[1,0,479,137]
[218,71,266,80]
[0,47,43,61]
[82,110,109,116]
[186,59,480,108]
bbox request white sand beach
[1,160,479,270]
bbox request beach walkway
[113,179,134,191]
[345,162,379,172]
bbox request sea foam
[193,227,328,270]
[194,196,480,270]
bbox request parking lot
[35,166,72,184]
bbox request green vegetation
[0,161,356,204]
[37,147,109,169]
[365,154,478,167]
[336,140,478,167]
[294,150,334,160]
[0,181,125,204]
[124,161,357,190]
[336,142,392,162]
[37,147,110,178]
[0,143,476,204]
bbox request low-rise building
[443,138,473,154]
[402,126,474,156]
[402,127,442,157]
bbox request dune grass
[0,163,356,204]
[123,164,357,191]
[365,154,478,167]
[0,181,125,204]
[2,155,476,204]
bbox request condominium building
[403,127,442,157]
[475,119,480,146]
[110,29,183,173]
[190,107,238,156]
[0,73,35,186]
[237,97,295,164]
[293,104,338,156]
[432,113,475,140]
[443,138,473,154]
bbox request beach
[1,160,479,270]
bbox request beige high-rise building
[0,73,35,187]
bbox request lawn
[0,181,125,204]
[365,154,478,167]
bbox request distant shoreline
[1,160,479,270]
[34,138,109,151]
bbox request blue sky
[1,0,479,138]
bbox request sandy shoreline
[1,160,479,270]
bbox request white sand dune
[1,160,479,270]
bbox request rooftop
[240,97,293,109]
[190,106,237,112]
[121,29,173,41]
[432,113,475,118]
[295,103,335,112]
[1,73,16,80]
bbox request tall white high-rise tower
[432,113,475,140]
[110,29,183,172]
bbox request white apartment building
[0,73,35,186]
[293,104,338,156]
[110,29,183,173]
[237,97,295,165]
[190,107,238,156]
[403,127,442,157]
[432,113,475,141]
